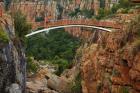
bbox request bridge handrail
[45,19,123,29]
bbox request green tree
[26,29,81,74]
[71,73,82,93]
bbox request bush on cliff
[13,11,31,40]
[0,25,9,45]
[4,0,12,11]
[71,73,82,93]
[27,57,39,73]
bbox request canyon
[0,0,140,93]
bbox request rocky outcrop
[80,15,140,93]
[0,17,26,92]
[26,62,80,93]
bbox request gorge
[0,0,140,93]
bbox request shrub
[53,57,69,76]
[13,11,31,40]
[71,73,82,93]
[117,8,129,14]
[35,16,44,22]
[119,0,131,8]
[111,4,120,14]
[4,0,12,11]
[96,8,111,20]
[26,57,39,73]
[81,9,94,18]
[0,25,9,45]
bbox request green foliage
[26,57,39,73]
[26,29,81,75]
[100,0,105,8]
[71,73,82,93]
[96,8,111,20]
[52,57,69,75]
[68,7,81,17]
[119,86,129,93]
[35,16,44,22]
[26,29,80,61]
[13,11,31,39]
[117,8,129,14]
[111,4,120,14]
[119,0,131,8]
[110,0,132,14]
[4,0,12,11]
[57,4,63,19]
[81,9,94,18]
[69,8,94,18]
[0,25,9,44]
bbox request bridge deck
[45,19,123,29]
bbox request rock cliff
[80,15,140,93]
[0,17,26,93]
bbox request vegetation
[13,11,31,40]
[35,16,44,22]
[0,25,9,45]
[26,29,81,75]
[4,0,12,11]
[96,8,111,20]
[68,7,94,18]
[68,7,81,18]
[52,57,69,75]
[126,15,140,54]
[26,57,39,73]
[100,0,105,8]
[119,86,129,93]
[68,0,134,20]
[71,73,82,93]
[96,0,134,20]
[81,9,94,18]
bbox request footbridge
[26,19,123,37]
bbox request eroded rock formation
[80,15,140,93]
[0,16,26,93]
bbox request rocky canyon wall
[0,15,26,93]
[80,15,140,93]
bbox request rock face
[26,63,80,93]
[0,18,26,92]
[80,16,140,93]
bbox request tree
[26,29,81,75]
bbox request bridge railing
[45,19,123,29]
